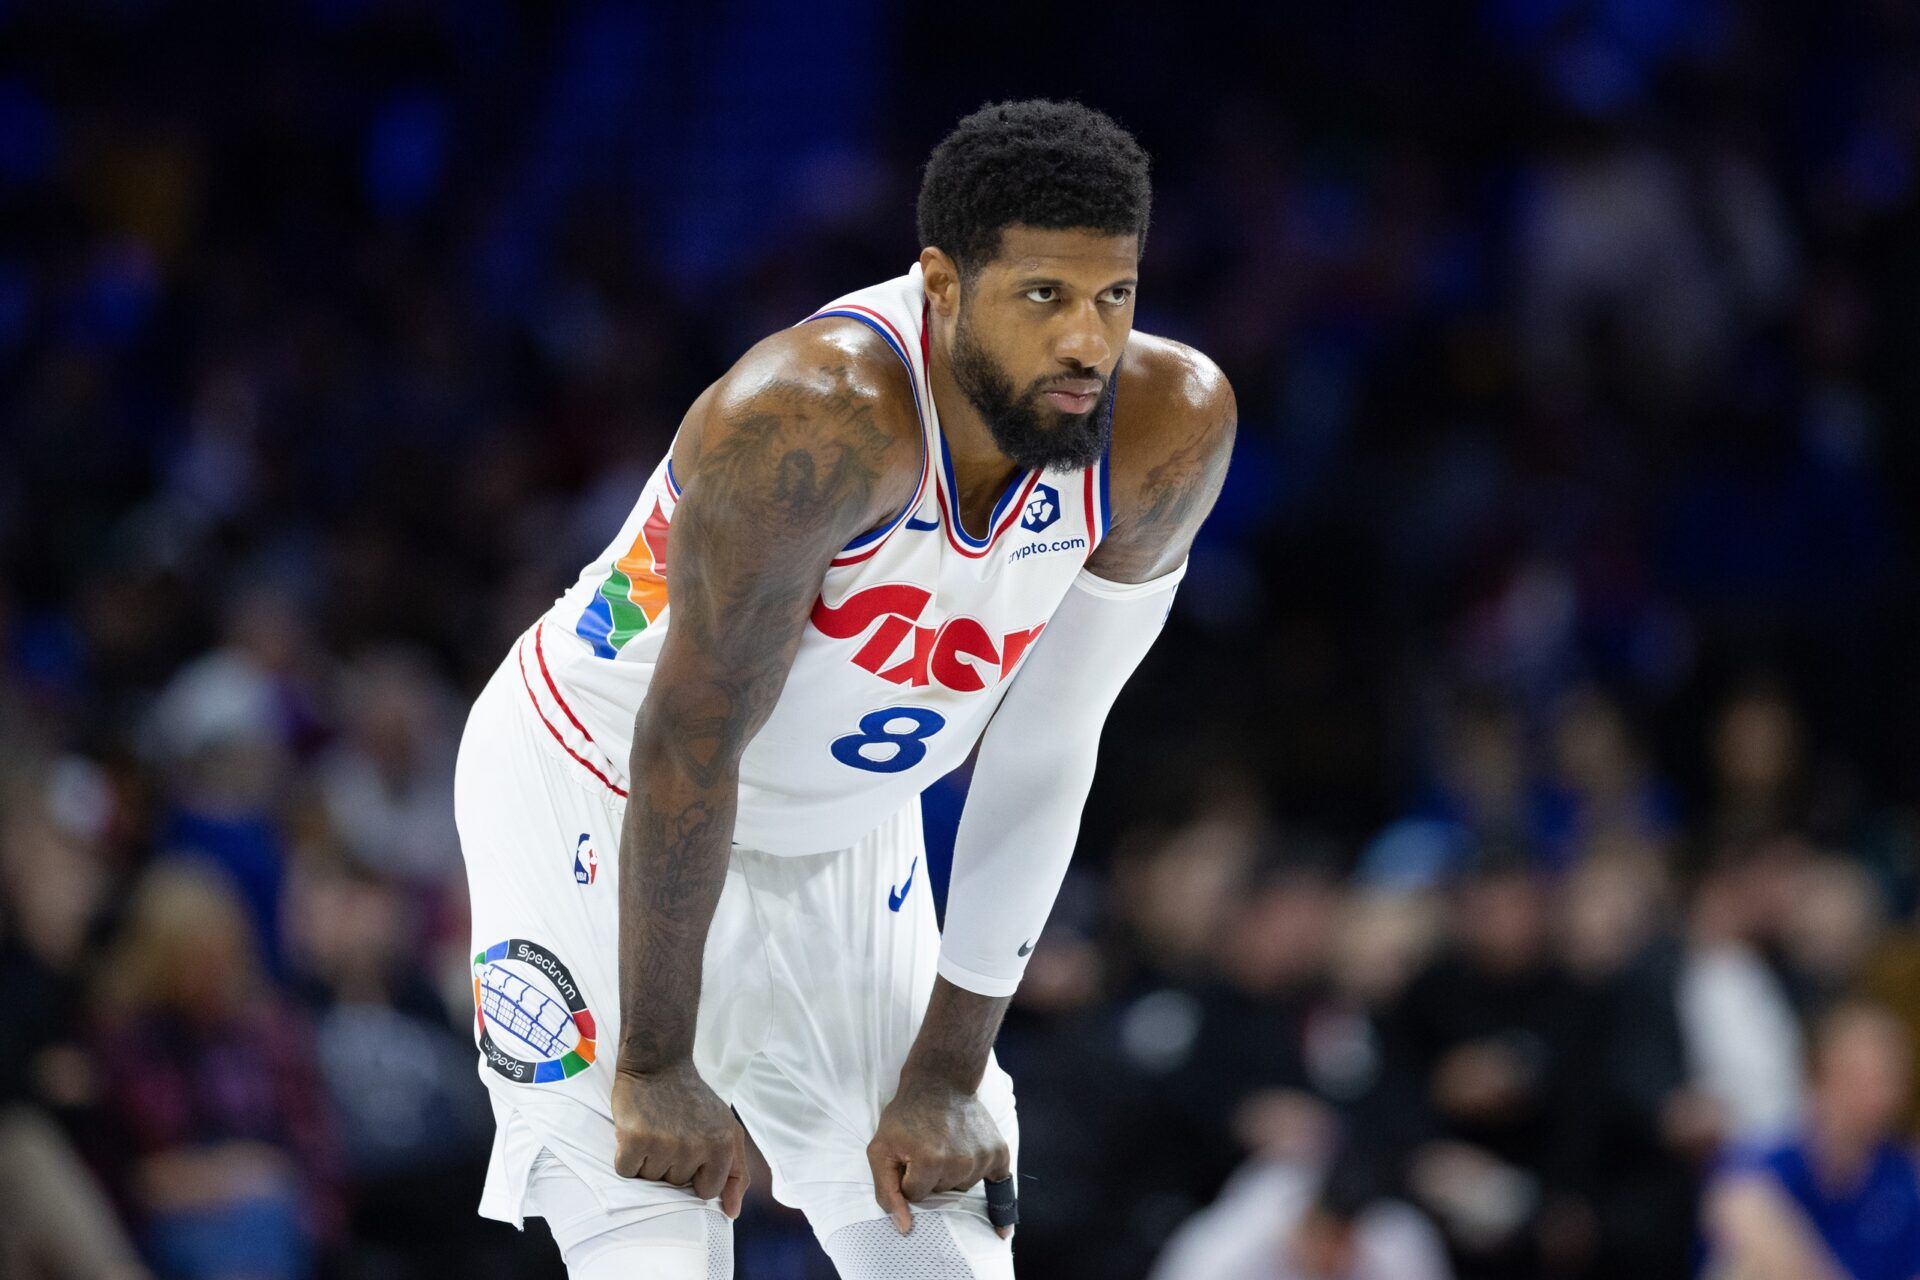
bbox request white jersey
[526,263,1115,854]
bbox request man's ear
[918,248,962,318]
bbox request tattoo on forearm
[618,788,731,1067]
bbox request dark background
[4,1,1920,1277]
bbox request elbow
[627,723,674,777]
[627,712,742,789]
[629,676,764,787]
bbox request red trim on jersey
[518,633,628,799]
[1083,466,1099,551]
[830,538,887,568]
[833,303,917,372]
[804,300,934,567]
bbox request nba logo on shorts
[572,833,597,885]
[472,939,598,1084]
[1022,483,1061,533]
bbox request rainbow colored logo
[473,938,597,1084]
[575,499,670,658]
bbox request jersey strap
[1083,383,1117,551]
[800,303,933,568]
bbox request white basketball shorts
[453,635,1020,1245]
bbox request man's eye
[1103,288,1133,305]
[1024,287,1057,303]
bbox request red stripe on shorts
[517,634,629,799]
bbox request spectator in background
[1704,685,1813,849]
[1779,855,1887,1016]
[1704,1002,1920,1280]
[90,862,340,1280]
[1091,789,1274,1251]
[1543,687,1680,867]
[992,874,1148,1279]
[1360,693,1540,888]
[1678,857,1806,1147]
[1558,850,1704,1280]
[0,775,151,1279]
[1855,899,1920,1134]
[283,862,491,1278]
[313,646,461,886]
[1151,1146,1453,1280]
[141,590,324,965]
[1188,857,1347,1151]
[1389,857,1602,1278]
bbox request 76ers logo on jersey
[1021,483,1061,533]
[812,584,1045,692]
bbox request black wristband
[984,1175,1019,1229]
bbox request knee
[559,1207,733,1280]
[822,1209,1013,1280]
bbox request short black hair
[917,99,1151,277]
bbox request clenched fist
[612,1060,748,1218]
[867,1076,1012,1237]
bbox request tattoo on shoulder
[697,372,899,528]
[1133,416,1229,538]
[1098,379,1235,578]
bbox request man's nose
[1055,301,1111,368]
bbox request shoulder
[1113,331,1237,450]
[673,317,923,538]
[1087,332,1235,582]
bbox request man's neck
[924,311,1021,539]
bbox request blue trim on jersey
[936,431,1033,548]
[664,459,682,497]
[805,309,927,553]
[1097,438,1113,539]
[1094,364,1120,539]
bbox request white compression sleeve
[937,560,1186,997]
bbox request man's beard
[949,308,1113,472]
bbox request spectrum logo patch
[473,938,597,1084]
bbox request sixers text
[812,584,1045,692]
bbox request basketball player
[455,99,1234,1277]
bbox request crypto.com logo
[1021,483,1061,533]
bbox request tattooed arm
[870,336,1237,1234]
[1085,333,1238,585]
[611,322,919,1212]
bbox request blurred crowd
[6,1,1920,1278]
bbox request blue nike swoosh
[905,515,940,531]
[888,856,919,912]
